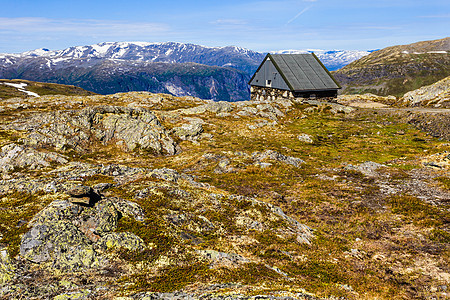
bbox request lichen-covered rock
[53,289,93,300]
[20,195,143,269]
[0,248,15,285]
[180,101,233,115]
[74,199,120,241]
[402,76,450,107]
[31,200,84,225]
[252,150,305,168]
[96,232,145,251]
[0,143,68,173]
[20,220,99,269]
[344,161,386,177]
[198,250,250,267]
[297,133,314,144]
[111,198,145,222]
[172,123,204,140]
[7,106,177,155]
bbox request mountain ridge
[1,41,372,73]
[333,37,450,96]
[0,41,371,101]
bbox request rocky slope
[0,92,448,299]
[402,75,450,108]
[333,37,450,96]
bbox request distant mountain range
[0,42,370,101]
[333,37,450,97]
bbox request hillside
[0,79,96,99]
[333,37,450,97]
[0,57,250,102]
[0,92,448,299]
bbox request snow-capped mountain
[271,49,373,71]
[0,42,258,101]
[2,42,371,74]
[0,41,373,101]
[3,42,265,75]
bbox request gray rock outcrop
[0,143,68,173]
[402,76,450,107]
[252,150,305,168]
[6,106,177,155]
[20,195,146,269]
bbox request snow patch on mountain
[2,42,372,73]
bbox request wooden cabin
[249,53,341,101]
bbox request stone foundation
[250,86,294,101]
[250,86,338,102]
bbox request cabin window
[266,80,272,87]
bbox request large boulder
[7,106,177,155]
[20,195,146,270]
[20,220,99,269]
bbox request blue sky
[0,0,449,53]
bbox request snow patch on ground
[1,82,40,97]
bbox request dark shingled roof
[250,53,340,92]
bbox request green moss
[435,176,450,190]
[126,263,210,292]
[82,174,115,185]
[0,191,50,257]
[216,263,280,285]
[0,130,22,145]
[388,194,443,226]
[116,216,175,262]
[429,228,450,243]
[285,260,345,284]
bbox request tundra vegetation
[0,90,448,300]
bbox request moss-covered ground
[0,94,448,299]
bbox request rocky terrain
[333,37,450,97]
[0,92,449,299]
[402,76,450,108]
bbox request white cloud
[0,17,169,36]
